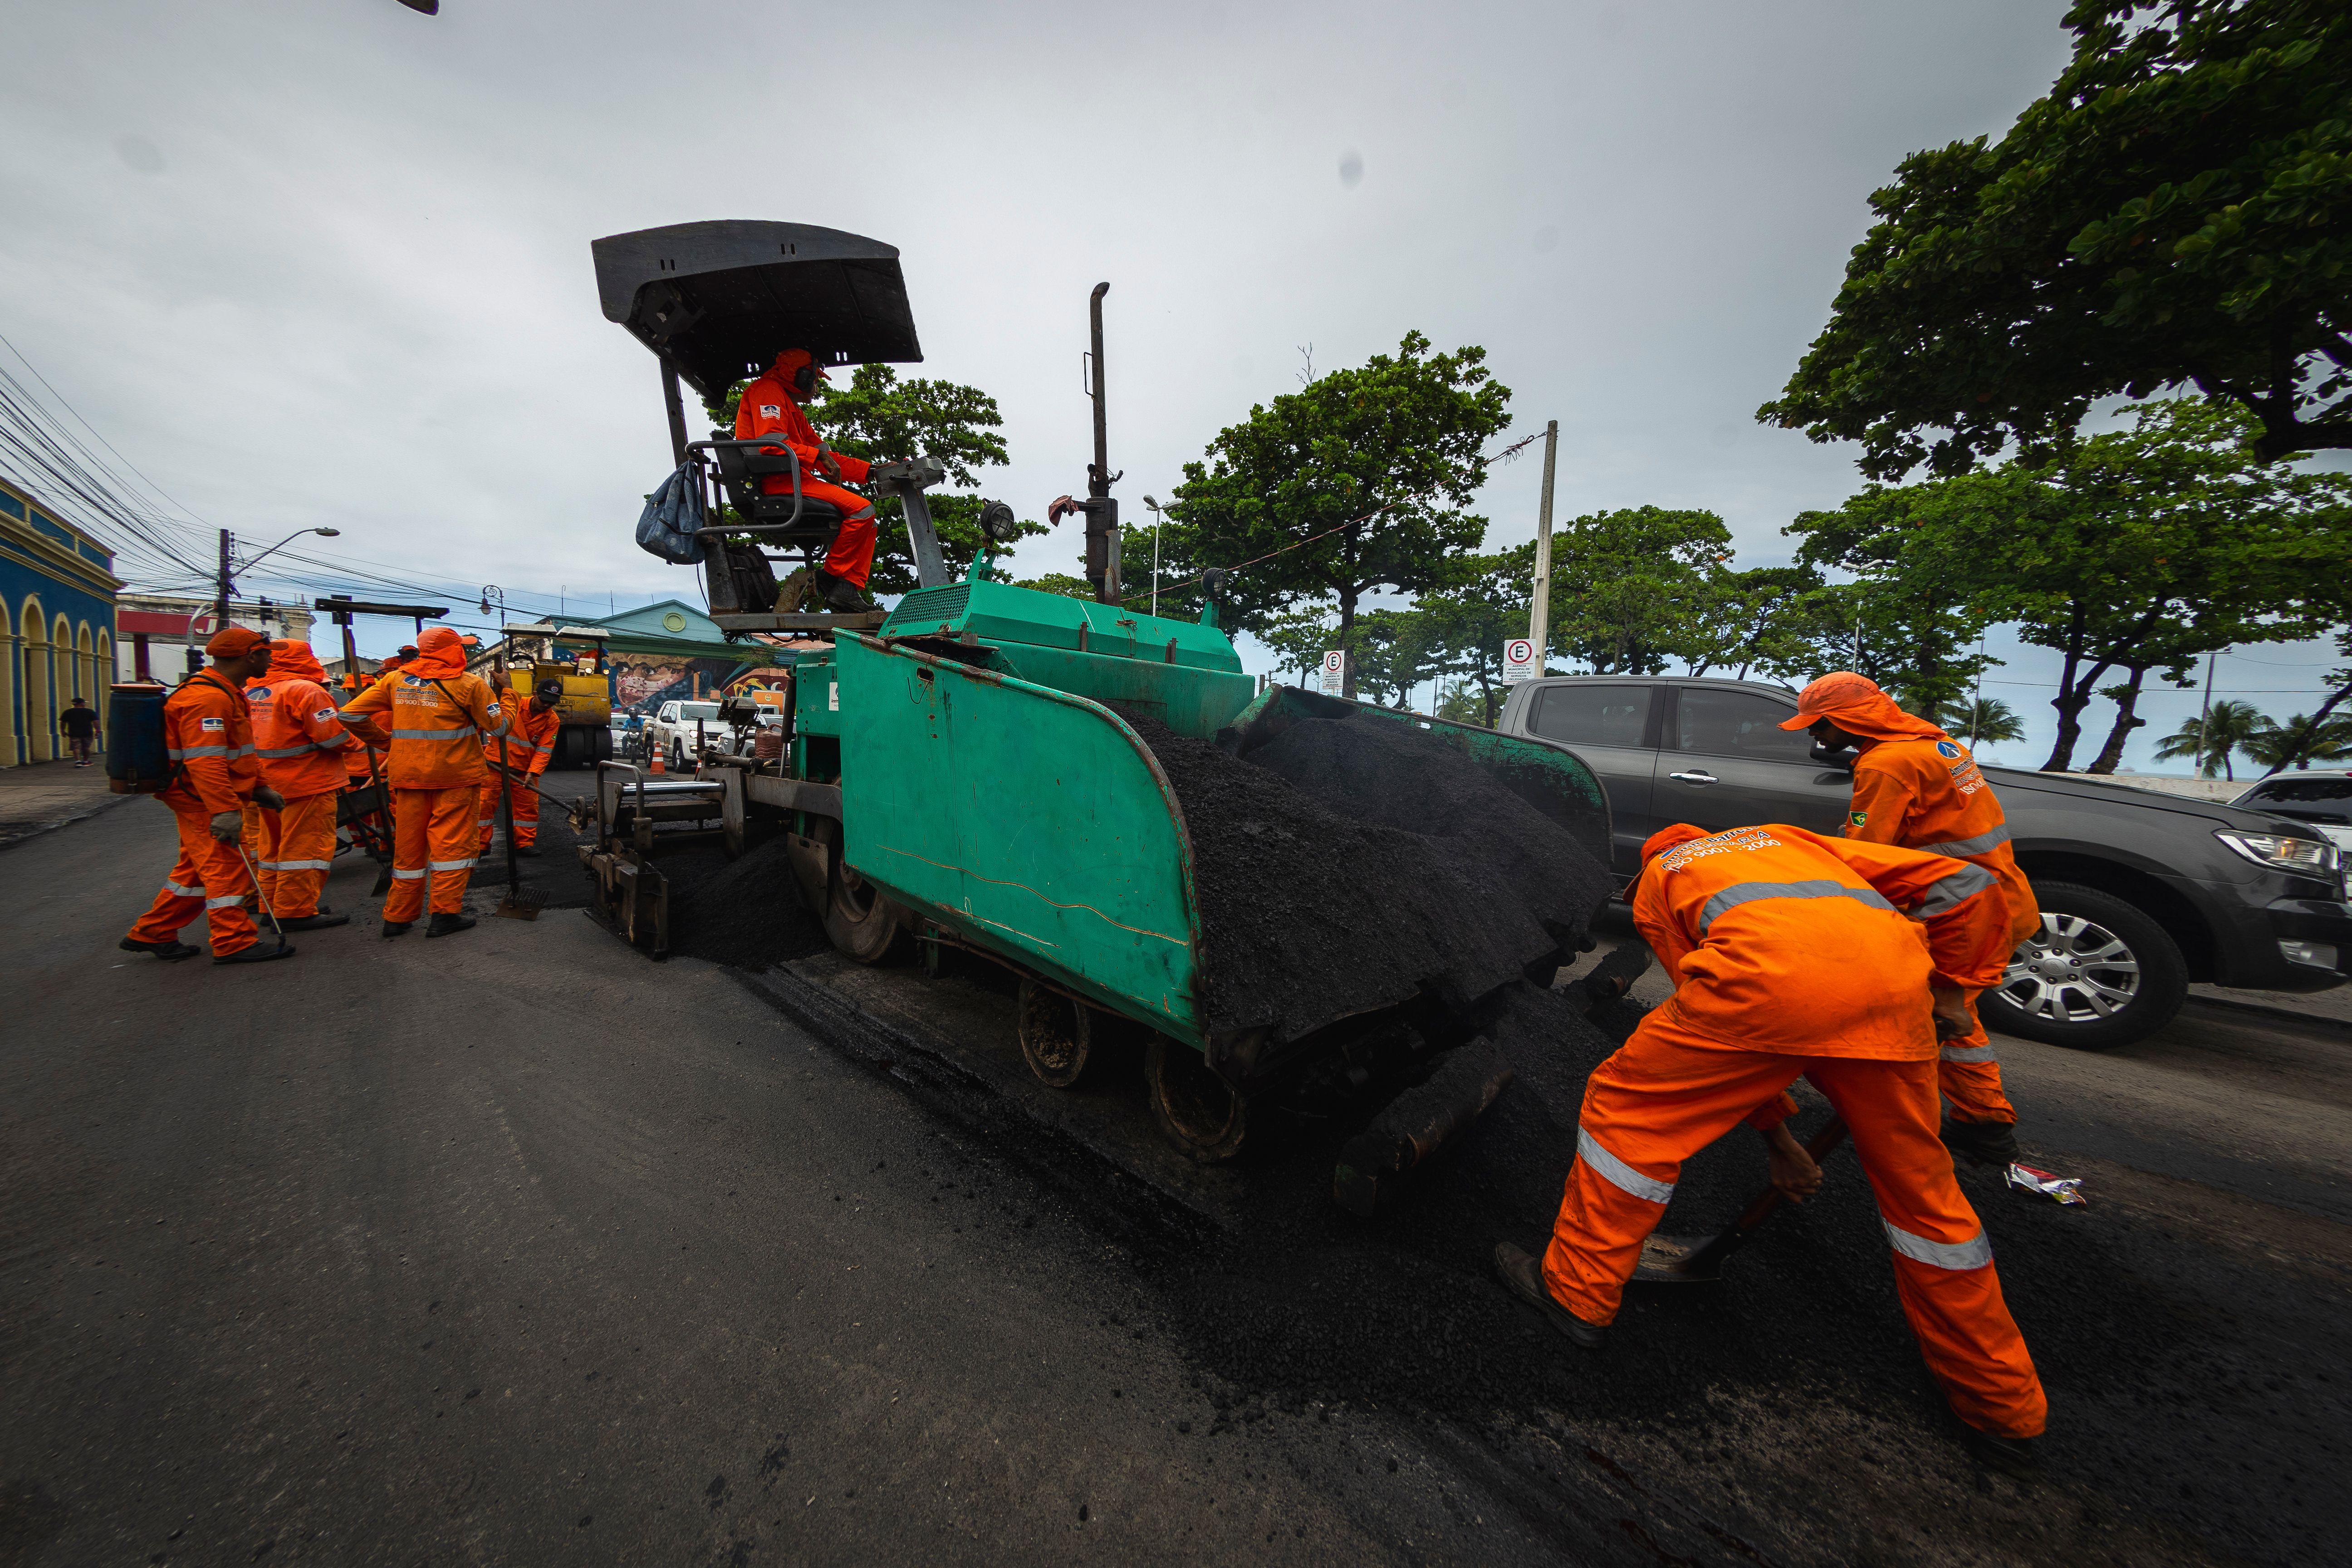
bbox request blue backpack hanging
[635,461,706,564]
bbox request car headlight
[2215,830,2342,879]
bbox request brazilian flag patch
[1849,811,1868,827]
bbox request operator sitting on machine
[735,347,877,613]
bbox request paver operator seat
[590,218,955,628]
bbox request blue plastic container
[107,681,172,793]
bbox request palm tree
[2152,701,2272,780]
[2244,713,2352,773]
[1937,696,2025,748]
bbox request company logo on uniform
[758,404,781,419]
[1850,810,1868,827]
[201,717,225,731]
[1936,740,1963,760]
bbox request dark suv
[1497,675,2351,1049]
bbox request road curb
[0,789,141,852]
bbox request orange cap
[205,626,271,658]
[1642,823,1710,862]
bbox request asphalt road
[5,790,2350,1567]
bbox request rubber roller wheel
[1016,979,1092,1088]
[805,818,905,964]
[1146,1034,1248,1162]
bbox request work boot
[1493,1243,1607,1352]
[214,941,296,966]
[818,570,869,613]
[380,919,414,938]
[279,911,349,931]
[426,912,477,939]
[118,936,200,962]
[1942,1117,2021,1169]
[1957,1421,2041,1481]
[514,843,540,858]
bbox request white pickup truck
[644,700,725,767]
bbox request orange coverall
[478,696,560,851]
[338,630,507,922]
[1544,823,2047,1441]
[244,641,356,918]
[735,348,877,588]
[124,671,263,957]
[1781,676,2038,1126]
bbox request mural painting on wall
[608,658,792,710]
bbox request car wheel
[1978,880,2188,1051]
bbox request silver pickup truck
[1496,674,2351,1050]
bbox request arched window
[0,597,15,766]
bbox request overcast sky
[2,0,2338,772]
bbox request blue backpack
[634,462,706,564]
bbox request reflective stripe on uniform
[427,857,478,871]
[1697,879,1897,933]
[273,858,333,871]
[163,880,205,898]
[255,745,319,758]
[1913,862,1997,916]
[1918,825,2012,858]
[170,744,236,760]
[1940,1043,1999,1063]
[391,867,426,880]
[1576,1127,1676,1205]
[390,726,478,741]
[1882,1218,1993,1270]
[204,894,248,910]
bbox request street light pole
[224,526,342,628]
[1142,496,1166,618]
[1526,420,1558,665]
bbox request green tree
[2153,699,2272,778]
[1939,696,2029,747]
[705,365,1040,595]
[1761,0,2352,474]
[1418,544,1536,725]
[1679,564,1824,679]
[2259,626,2352,774]
[1544,507,1732,675]
[2245,709,2352,770]
[1257,608,1338,686]
[1161,332,1511,696]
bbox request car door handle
[1667,769,1717,785]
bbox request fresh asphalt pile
[665,831,827,969]
[1119,709,1612,1041]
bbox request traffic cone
[647,743,665,776]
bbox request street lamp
[479,585,507,626]
[221,526,340,630]
[237,526,340,576]
[1142,495,1166,619]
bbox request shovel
[489,757,544,921]
[1631,1115,1849,1284]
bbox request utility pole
[215,527,235,630]
[1084,283,1121,606]
[1526,420,1558,664]
[2193,650,2219,776]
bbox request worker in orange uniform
[1494,822,2045,1477]
[244,638,359,930]
[478,676,563,856]
[119,627,296,965]
[336,625,508,939]
[735,347,877,612]
[1780,672,2040,1168]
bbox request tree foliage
[1761,0,2352,474]
[1542,507,1733,675]
[1940,696,2029,747]
[1160,332,1511,696]
[2153,699,2273,778]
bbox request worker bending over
[244,638,359,930]
[1783,672,2038,1167]
[479,676,562,856]
[735,347,876,612]
[119,627,294,965]
[338,625,507,938]
[1495,822,2045,1475]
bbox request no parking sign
[1503,639,1538,683]
[1319,649,1347,695]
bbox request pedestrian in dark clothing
[61,696,100,766]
